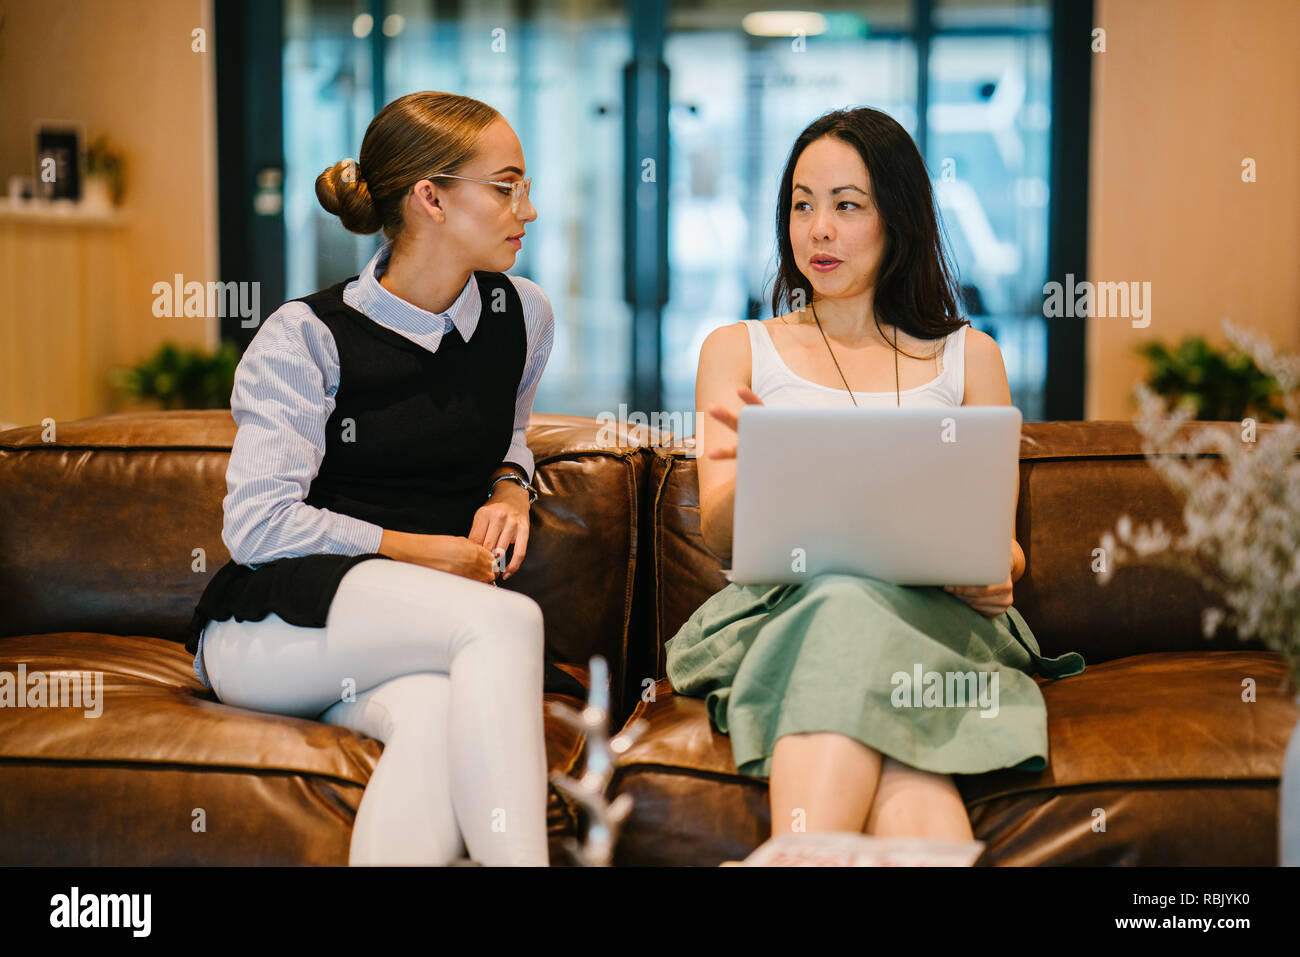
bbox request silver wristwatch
[487,471,538,505]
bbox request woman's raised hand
[706,386,765,460]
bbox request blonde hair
[315,91,501,239]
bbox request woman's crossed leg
[201,556,549,866]
[769,732,974,842]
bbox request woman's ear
[409,178,446,224]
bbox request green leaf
[1135,332,1286,422]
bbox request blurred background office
[1,0,1296,431]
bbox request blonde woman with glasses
[187,91,554,866]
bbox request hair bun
[315,158,381,234]
[339,158,363,186]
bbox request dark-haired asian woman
[666,107,1086,844]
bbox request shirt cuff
[501,439,535,483]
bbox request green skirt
[664,572,1085,780]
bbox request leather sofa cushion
[0,411,650,718]
[608,650,1297,865]
[0,631,590,865]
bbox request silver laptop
[726,406,1023,586]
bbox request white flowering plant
[1097,318,1300,688]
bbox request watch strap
[488,471,538,505]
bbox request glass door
[281,0,632,417]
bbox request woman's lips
[810,255,841,273]
[507,235,523,248]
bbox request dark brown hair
[770,107,968,351]
[315,91,500,239]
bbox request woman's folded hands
[378,529,497,583]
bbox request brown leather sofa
[0,412,1294,866]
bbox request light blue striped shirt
[193,240,554,688]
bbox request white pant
[200,557,549,866]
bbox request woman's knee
[321,672,450,740]
[373,672,451,725]
[805,572,899,603]
[804,573,869,603]
[878,755,957,792]
[469,588,545,652]
[338,557,543,645]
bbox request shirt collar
[342,240,481,348]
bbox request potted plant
[84,135,126,212]
[1136,330,1285,423]
[109,340,239,410]
[1098,318,1299,864]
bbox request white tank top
[743,318,967,408]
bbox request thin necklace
[809,301,900,407]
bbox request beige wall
[1087,0,1300,420]
[1,0,1294,425]
[0,0,217,425]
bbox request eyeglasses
[427,173,532,215]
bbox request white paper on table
[741,831,985,867]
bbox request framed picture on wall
[34,121,85,201]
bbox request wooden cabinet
[0,201,130,429]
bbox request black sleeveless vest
[185,270,527,653]
[299,271,527,536]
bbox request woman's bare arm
[695,323,753,561]
[961,326,1025,583]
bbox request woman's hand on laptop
[944,577,1013,618]
[943,542,1023,618]
[706,386,765,459]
